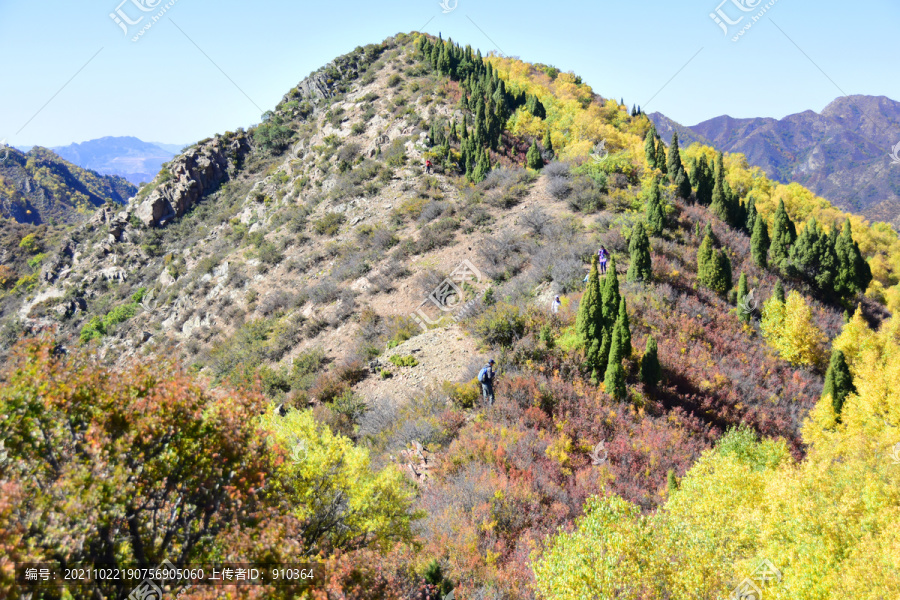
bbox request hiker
[551,296,561,314]
[425,159,432,174]
[598,246,609,274]
[478,359,496,406]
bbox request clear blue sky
[1,0,897,148]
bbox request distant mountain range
[0,145,135,225]
[50,136,187,187]
[649,95,900,229]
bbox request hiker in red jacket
[425,159,432,174]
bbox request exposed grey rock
[135,133,251,227]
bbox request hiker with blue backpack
[478,359,496,406]
[598,246,609,274]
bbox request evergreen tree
[737,272,750,322]
[770,199,797,268]
[745,197,757,233]
[644,129,658,169]
[697,230,716,285]
[694,155,713,205]
[674,167,692,199]
[709,152,732,224]
[666,132,683,182]
[526,140,544,170]
[470,148,490,183]
[822,348,855,419]
[715,249,733,295]
[600,256,621,331]
[751,214,770,269]
[645,177,665,236]
[789,217,839,292]
[576,256,605,383]
[667,469,679,494]
[526,94,546,119]
[655,138,667,175]
[834,219,873,298]
[627,221,653,282]
[699,236,732,295]
[773,280,785,303]
[604,324,627,401]
[597,328,612,382]
[640,336,661,387]
[542,129,554,159]
[614,297,632,359]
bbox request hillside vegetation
[1,32,899,600]
[0,146,135,224]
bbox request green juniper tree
[693,155,714,206]
[526,140,544,170]
[770,199,797,268]
[745,197,757,234]
[645,177,665,236]
[822,348,855,420]
[697,230,716,285]
[640,336,661,387]
[655,138,667,176]
[644,128,658,169]
[674,167,692,200]
[709,152,734,225]
[834,219,872,298]
[666,132,683,181]
[667,469,679,494]
[788,217,839,293]
[713,249,733,295]
[627,221,653,282]
[614,297,632,359]
[604,321,627,401]
[751,213,770,268]
[542,129,554,159]
[577,256,606,382]
[773,279,785,303]
[737,272,750,322]
[601,256,621,331]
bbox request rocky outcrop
[135,133,250,227]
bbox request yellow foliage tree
[760,290,827,367]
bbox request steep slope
[3,33,900,600]
[52,136,179,186]
[0,145,136,224]
[650,95,900,228]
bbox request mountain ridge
[0,145,135,225]
[51,135,182,186]
[649,94,900,228]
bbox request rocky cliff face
[135,133,251,227]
